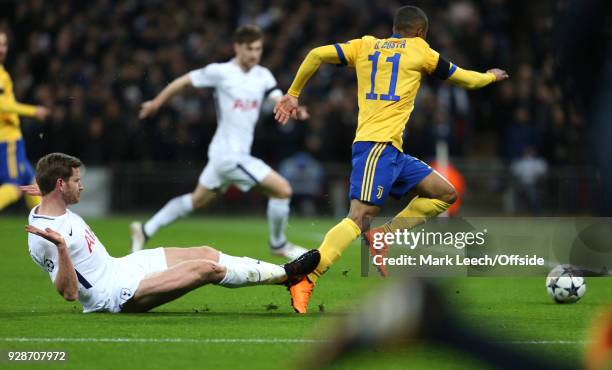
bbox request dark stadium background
[0,0,596,216]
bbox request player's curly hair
[234,25,263,44]
[36,153,83,195]
[393,6,429,36]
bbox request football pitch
[1,216,610,370]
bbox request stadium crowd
[1,0,581,169]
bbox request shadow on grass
[0,310,350,319]
[122,311,350,318]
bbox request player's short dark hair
[36,153,83,195]
[234,25,263,44]
[393,6,429,35]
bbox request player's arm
[138,74,192,119]
[275,42,358,124]
[425,49,508,89]
[263,68,310,121]
[26,225,78,301]
[286,44,347,98]
[0,86,49,120]
[19,183,42,196]
[268,95,309,121]
[447,64,508,89]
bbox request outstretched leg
[288,200,378,314]
[121,246,320,312]
[379,170,456,233]
[365,170,456,276]
[309,200,380,282]
[120,258,226,312]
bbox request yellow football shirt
[337,35,441,150]
[0,65,37,142]
[287,35,496,152]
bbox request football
[546,265,587,303]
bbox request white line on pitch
[502,340,590,345]
[0,338,589,345]
[0,337,326,344]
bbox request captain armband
[432,57,457,80]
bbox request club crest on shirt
[44,258,55,272]
[120,288,133,301]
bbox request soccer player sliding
[274,6,509,313]
[23,153,319,313]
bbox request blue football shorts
[349,141,432,206]
[0,139,35,186]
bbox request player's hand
[25,225,67,247]
[487,68,509,82]
[273,95,299,124]
[34,106,50,121]
[139,100,160,119]
[296,106,310,121]
[19,183,42,196]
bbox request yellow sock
[308,218,361,283]
[0,184,22,211]
[24,193,41,209]
[381,196,451,233]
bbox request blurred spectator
[510,146,548,213]
[279,152,324,216]
[504,107,538,161]
[0,0,580,170]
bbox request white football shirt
[27,207,119,313]
[188,59,282,158]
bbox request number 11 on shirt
[365,52,401,102]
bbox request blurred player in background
[24,152,319,313]
[0,29,49,212]
[132,25,310,260]
[275,6,508,313]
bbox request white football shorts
[198,155,272,192]
[106,247,168,313]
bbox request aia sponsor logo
[233,99,259,111]
[84,228,97,253]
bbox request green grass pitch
[1,215,610,369]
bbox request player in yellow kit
[0,30,49,211]
[274,6,509,313]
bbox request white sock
[218,252,247,266]
[267,198,290,248]
[217,258,286,288]
[220,252,285,274]
[144,193,193,237]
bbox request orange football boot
[288,276,314,314]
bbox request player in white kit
[25,153,319,313]
[132,25,309,260]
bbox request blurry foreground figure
[302,277,574,370]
